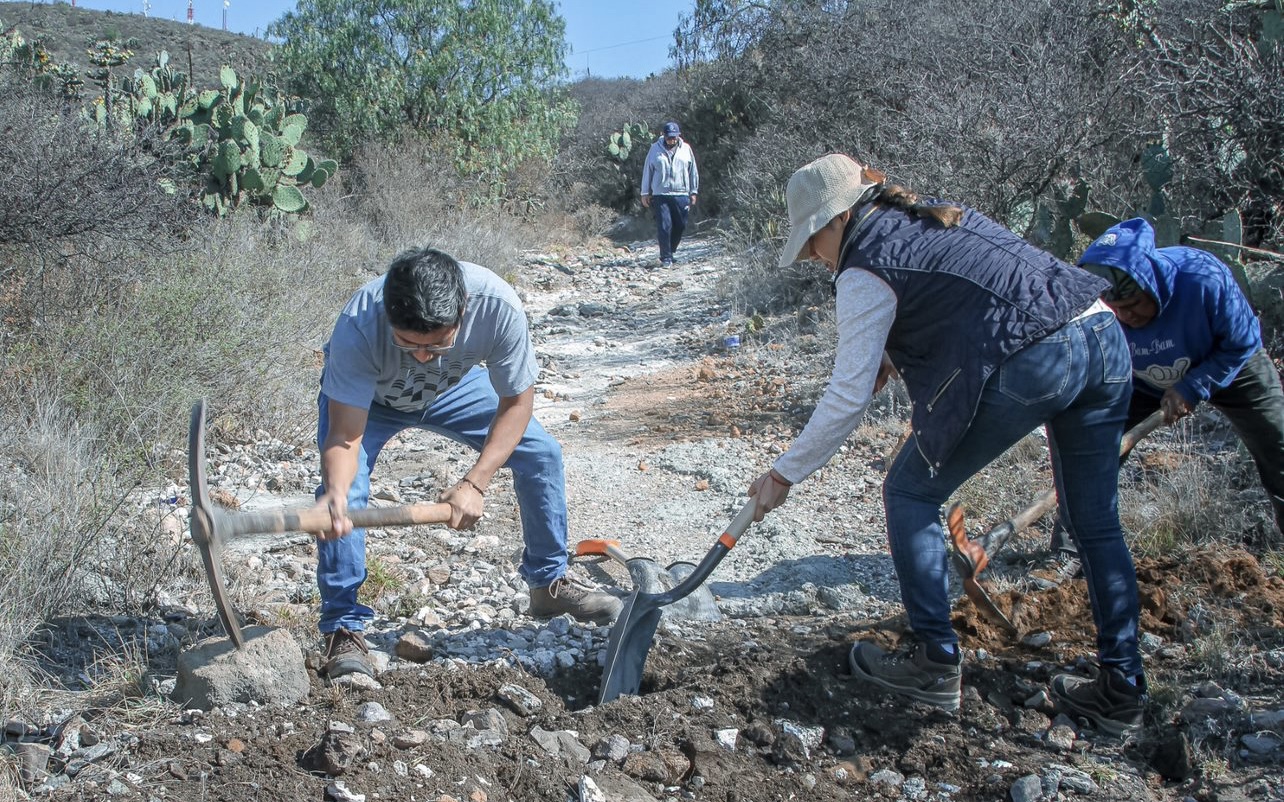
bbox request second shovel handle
[977,409,1166,553]
[574,538,631,565]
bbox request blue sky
[59,0,695,79]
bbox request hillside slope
[0,1,273,86]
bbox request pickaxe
[188,399,452,648]
[948,410,1165,634]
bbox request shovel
[574,538,722,622]
[598,500,756,704]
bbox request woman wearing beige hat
[745,153,1147,736]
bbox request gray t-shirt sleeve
[321,281,384,409]
[480,291,538,397]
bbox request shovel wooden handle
[955,409,1166,575]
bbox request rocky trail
[3,237,1283,802]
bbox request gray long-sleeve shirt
[640,138,699,197]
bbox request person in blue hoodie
[1075,217,1284,536]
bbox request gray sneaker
[1051,664,1146,737]
[848,640,962,711]
[529,576,622,624]
[322,627,375,679]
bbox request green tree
[269,0,574,191]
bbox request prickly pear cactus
[1197,210,1253,303]
[95,54,337,217]
[1076,212,1122,241]
[1029,179,1091,259]
[1,23,82,97]
[1074,142,1178,249]
[607,122,651,162]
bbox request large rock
[172,626,309,710]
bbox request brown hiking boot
[1051,664,1146,737]
[322,627,375,679]
[848,640,962,711]
[528,576,622,624]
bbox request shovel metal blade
[597,589,664,704]
[596,501,756,705]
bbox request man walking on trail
[640,120,699,267]
[312,247,621,679]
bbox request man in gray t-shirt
[313,247,621,679]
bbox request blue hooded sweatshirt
[1077,218,1261,404]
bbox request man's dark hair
[383,247,468,332]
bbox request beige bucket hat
[779,154,881,268]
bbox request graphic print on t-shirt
[1137,357,1191,390]
[380,355,466,411]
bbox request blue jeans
[653,194,691,261]
[314,366,569,634]
[883,311,1144,677]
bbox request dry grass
[0,403,133,668]
[0,750,20,802]
[358,554,408,613]
[346,139,540,273]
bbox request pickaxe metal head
[188,399,246,649]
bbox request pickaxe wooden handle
[950,410,1164,580]
[188,399,452,649]
[947,410,1165,634]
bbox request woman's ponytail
[874,183,963,228]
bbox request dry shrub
[720,251,831,316]
[5,213,354,460]
[0,74,196,275]
[345,137,538,271]
[0,403,133,679]
[673,0,1134,245]
[0,749,20,801]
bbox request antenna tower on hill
[187,1,195,25]
[223,0,230,31]
[142,1,151,17]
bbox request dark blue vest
[839,202,1108,472]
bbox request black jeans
[1054,347,1284,550]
